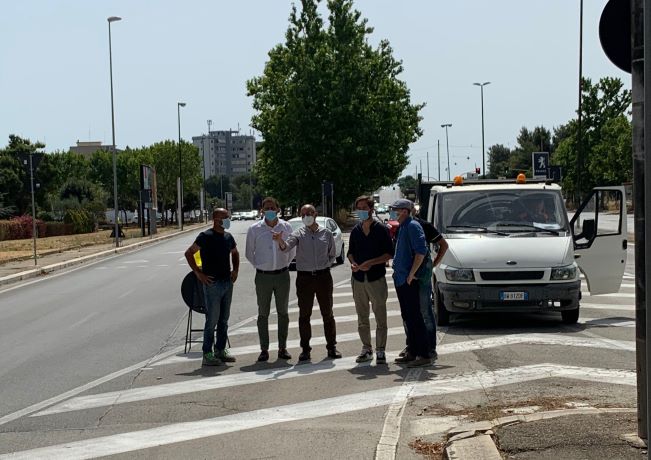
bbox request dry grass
[0,225,189,264]
[409,438,446,459]
[423,395,591,424]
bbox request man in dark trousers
[185,208,240,367]
[273,204,341,362]
[390,199,431,368]
[348,195,394,364]
[410,205,448,357]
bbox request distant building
[69,141,115,158]
[192,130,256,179]
[376,184,402,205]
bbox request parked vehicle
[287,216,346,268]
[231,212,244,221]
[418,176,627,326]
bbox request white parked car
[422,178,627,326]
[288,216,346,268]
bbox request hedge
[0,216,76,241]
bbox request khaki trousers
[351,276,388,351]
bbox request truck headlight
[445,267,475,282]
[551,264,577,280]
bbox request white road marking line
[117,288,136,299]
[9,364,635,460]
[285,298,399,315]
[32,335,633,418]
[152,327,408,367]
[156,264,169,267]
[230,311,403,336]
[162,251,185,254]
[581,292,635,298]
[123,260,149,264]
[68,313,98,330]
[0,314,256,428]
[581,317,634,328]
[376,369,421,460]
[580,303,634,311]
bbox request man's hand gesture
[196,272,214,286]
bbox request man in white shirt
[245,197,295,362]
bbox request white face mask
[302,215,315,226]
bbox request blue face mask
[221,218,231,229]
[357,210,369,221]
[264,210,278,222]
[389,210,398,220]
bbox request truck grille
[480,271,544,281]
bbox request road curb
[0,225,206,287]
[443,406,637,459]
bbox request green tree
[0,135,45,215]
[486,144,512,178]
[552,77,632,198]
[509,126,552,176]
[397,175,417,195]
[247,0,423,209]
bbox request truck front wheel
[434,288,451,326]
[561,306,580,324]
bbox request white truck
[421,177,627,325]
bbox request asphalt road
[0,223,639,459]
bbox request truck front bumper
[437,280,581,313]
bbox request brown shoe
[327,348,342,359]
[257,350,269,362]
[298,350,311,361]
[278,349,292,360]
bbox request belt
[256,267,289,275]
[297,268,330,276]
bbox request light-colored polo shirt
[245,218,295,270]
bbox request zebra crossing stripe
[35,334,634,417]
[230,310,403,336]
[580,303,634,311]
[6,364,635,460]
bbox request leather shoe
[257,350,269,362]
[394,353,416,364]
[298,350,311,361]
[327,348,342,359]
[278,349,292,360]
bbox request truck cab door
[570,186,627,295]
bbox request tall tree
[486,144,512,178]
[247,0,423,208]
[0,135,45,215]
[552,77,632,197]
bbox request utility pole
[441,124,452,180]
[576,0,584,205]
[427,151,430,181]
[437,140,441,181]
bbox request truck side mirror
[581,218,596,241]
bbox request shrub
[44,222,74,237]
[0,215,46,240]
[63,209,96,234]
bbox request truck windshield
[436,190,569,234]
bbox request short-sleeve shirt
[392,217,428,287]
[414,216,442,246]
[195,229,236,280]
[347,220,394,282]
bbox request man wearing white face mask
[273,204,341,362]
[246,197,295,362]
[185,208,239,367]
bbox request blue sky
[0,0,629,179]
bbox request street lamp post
[441,123,452,180]
[473,82,491,178]
[107,16,121,248]
[204,119,212,223]
[177,102,186,230]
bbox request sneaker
[216,349,236,363]
[299,350,311,361]
[407,356,432,368]
[257,350,269,362]
[376,351,387,364]
[327,348,342,359]
[202,352,223,367]
[431,350,438,361]
[394,353,416,364]
[356,349,373,363]
[398,347,409,357]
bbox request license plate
[500,291,528,301]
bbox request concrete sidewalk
[412,406,646,459]
[0,223,206,287]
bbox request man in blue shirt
[390,199,431,367]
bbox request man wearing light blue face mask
[245,197,295,362]
[185,208,239,367]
